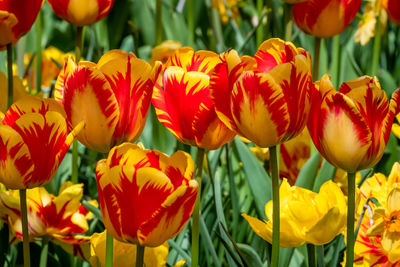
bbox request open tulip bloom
[55,50,161,153]
[95,143,198,248]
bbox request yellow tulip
[243,179,346,247]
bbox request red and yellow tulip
[95,143,198,247]
[308,75,400,173]
[152,47,236,150]
[0,96,83,189]
[0,0,43,49]
[55,50,161,153]
[48,0,114,26]
[354,162,400,266]
[0,181,95,259]
[150,40,182,68]
[210,38,312,148]
[383,0,400,25]
[293,0,362,37]
[90,231,169,267]
[242,179,347,247]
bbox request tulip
[292,0,362,37]
[308,75,400,173]
[242,179,347,247]
[0,96,83,189]
[0,0,43,49]
[384,0,400,25]
[0,72,27,113]
[150,40,182,67]
[55,50,161,153]
[210,38,312,148]
[0,181,95,259]
[152,47,236,150]
[353,162,400,266]
[95,143,198,247]
[48,0,114,26]
[90,231,169,267]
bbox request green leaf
[233,137,271,219]
[237,243,264,267]
[295,152,321,190]
[312,160,336,192]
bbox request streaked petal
[64,65,119,152]
[138,180,198,247]
[231,71,289,147]
[166,47,220,74]
[54,56,77,105]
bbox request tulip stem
[307,244,316,267]
[187,0,194,46]
[39,236,49,267]
[71,26,84,185]
[371,4,381,76]
[136,245,145,267]
[105,231,113,267]
[36,10,42,93]
[284,4,293,42]
[191,147,205,267]
[346,172,356,267]
[155,0,162,45]
[19,189,30,267]
[7,43,13,109]
[256,0,264,46]
[270,145,280,267]
[312,37,321,81]
[331,35,341,88]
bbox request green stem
[71,26,84,184]
[331,35,341,88]
[16,38,25,78]
[136,245,145,267]
[187,0,194,46]
[307,244,316,267]
[35,10,42,93]
[284,4,293,42]
[191,147,205,267]
[371,7,381,76]
[105,231,113,267]
[39,236,49,267]
[346,172,356,267]
[7,43,13,109]
[225,144,239,240]
[313,37,321,81]
[155,0,162,45]
[317,245,324,267]
[210,5,225,52]
[256,0,264,46]
[19,189,30,267]
[270,145,280,267]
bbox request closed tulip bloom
[96,143,198,247]
[55,50,161,153]
[152,47,236,150]
[243,179,347,247]
[293,0,362,37]
[48,0,114,26]
[90,231,169,267]
[384,0,400,25]
[0,0,43,49]
[210,38,312,148]
[0,182,95,259]
[308,75,400,173]
[0,96,83,189]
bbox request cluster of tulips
[1,0,400,266]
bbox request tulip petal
[163,150,194,187]
[138,180,198,247]
[64,65,119,152]
[267,55,311,141]
[54,57,77,105]
[12,111,71,187]
[231,71,289,147]
[153,67,210,145]
[99,52,161,145]
[0,125,32,189]
[167,47,220,74]
[305,207,343,245]
[255,38,298,72]
[319,93,372,172]
[210,49,243,132]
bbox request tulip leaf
[200,215,222,267]
[295,152,321,190]
[312,160,336,192]
[168,239,191,266]
[279,247,295,267]
[233,137,272,219]
[236,243,263,267]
